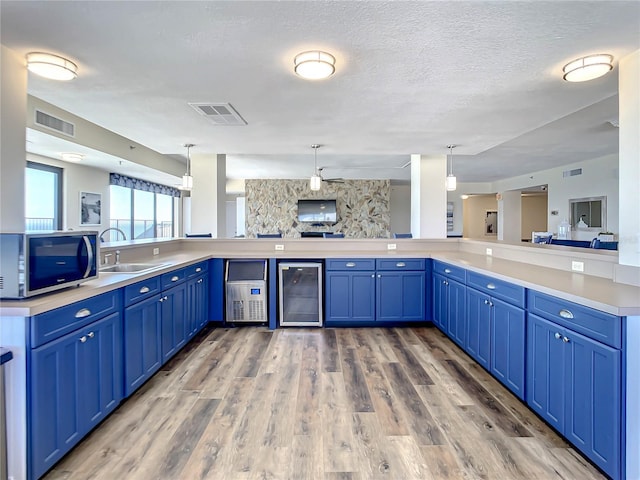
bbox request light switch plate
[275,244,285,251]
[572,261,584,272]
[387,243,397,250]
[486,248,492,256]
[153,248,160,255]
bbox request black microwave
[0,231,99,299]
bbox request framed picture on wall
[80,191,101,225]
[485,210,498,236]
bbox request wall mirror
[570,196,606,229]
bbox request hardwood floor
[44,326,607,480]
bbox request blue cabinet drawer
[376,258,425,271]
[31,290,122,348]
[326,259,375,271]
[161,268,186,289]
[467,271,525,308]
[432,260,466,283]
[124,276,161,305]
[185,261,208,279]
[527,290,621,349]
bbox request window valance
[110,173,180,198]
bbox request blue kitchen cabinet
[124,292,162,397]
[432,261,466,345]
[377,271,425,321]
[187,272,209,335]
[490,297,525,399]
[527,312,621,479]
[465,288,492,369]
[161,281,187,361]
[432,273,448,331]
[325,270,376,323]
[30,311,122,480]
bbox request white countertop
[1,248,639,317]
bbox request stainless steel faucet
[99,227,126,243]
[115,250,121,264]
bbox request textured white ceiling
[1,1,638,183]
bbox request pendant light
[446,144,457,191]
[310,144,322,191]
[182,143,194,190]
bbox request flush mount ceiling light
[310,144,322,191]
[26,52,78,81]
[294,51,336,80]
[562,54,613,82]
[446,144,457,192]
[181,143,194,191]
[60,152,83,162]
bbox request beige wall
[462,194,498,238]
[245,179,390,238]
[521,194,548,240]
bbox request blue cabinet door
[30,328,82,479]
[448,279,466,347]
[490,298,525,400]
[565,329,621,479]
[326,271,375,323]
[161,282,187,362]
[432,273,448,332]
[77,312,123,432]
[465,288,491,369]
[30,312,123,479]
[527,314,565,432]
[124,294,162,397]
[190,273,209,333]
[377,271,425,321]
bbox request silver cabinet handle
[164,295,168,300]
[443,280,448,285]
[346,262,356,268]
[197,278,203,284]
[486,283,496,290]
[171,275,180,282]
[563,336,570,343]
[559,309,574,319]
[484,299,490,305]
[554,332,562,340]
[139,286,150,294]
[396,262,406,267]
[196,267,202,273]
[79,336,87,343]
[75,308,91,318]
[371,274,375,278]
[444,268,451,274]
[87,331,95,338]
[377,274,381,278]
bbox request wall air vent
[188,103,247,126]
[35,109,75,137]
[563,168,583,178]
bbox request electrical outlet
[571,261,584,272]
[486,248,492,256]
[153,248,160,255]
[275,244,285,251]
[387,243,397,250]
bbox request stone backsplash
[245,179,391,238]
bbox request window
[108,174,178,241]
[25,161,62,230]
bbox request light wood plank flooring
[44,326,607,480]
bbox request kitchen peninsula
[2,237,639,480]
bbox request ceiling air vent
[563,168,583,178]
[35,109,75,137]
[188,103,247,126]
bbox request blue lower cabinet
[447,280,466,347]
[377,271,425,321]
[188,273,209,335]
[527,313,621,479]
[161,282,187,361]
[490,298,525,399]
[124,294,162,397]
[432,273,448,331]
[30,312,122,479]
[465,288,491,370]
[326,270,376,323]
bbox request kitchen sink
[100,263,169,274]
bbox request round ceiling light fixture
[60,152,84,162]
[294,50,336,80]
[562,54,613,82]
[26,52,78,81]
